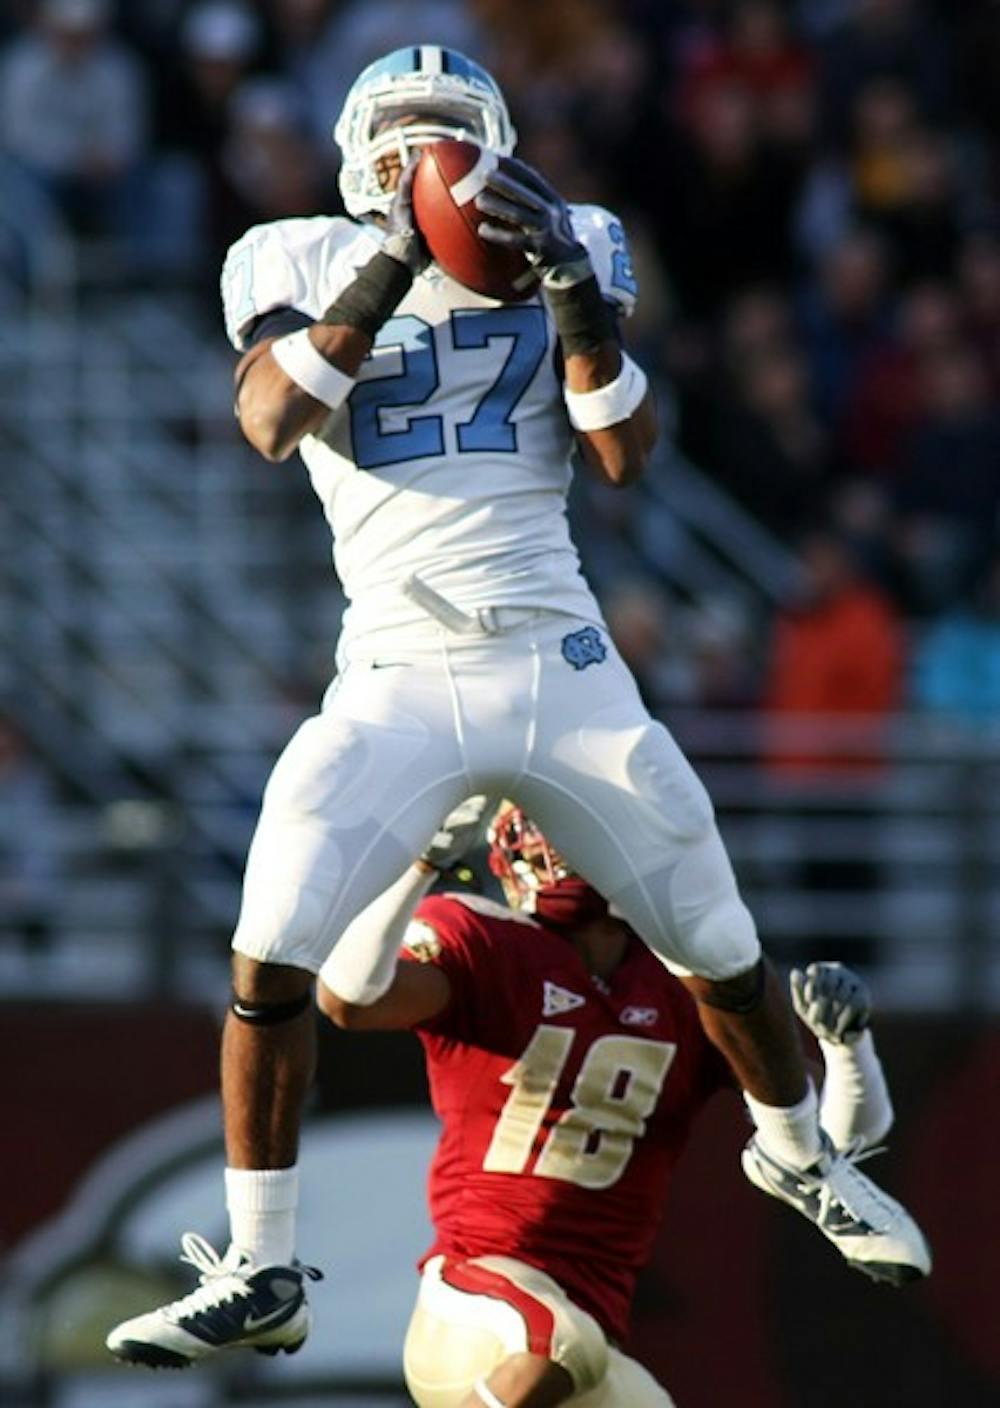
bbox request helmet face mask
[335,46,516,218]
[488,803,572,915]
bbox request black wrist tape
[546,274,616,357]
[321,251,413,339]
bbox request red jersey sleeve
[398,892,509,1044]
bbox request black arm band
[695,959,768,1015]
[321,251,413,340]
[545,274,617,357]
[231,990,311,1025]
[243,307,314,347]
[235,308,316,400]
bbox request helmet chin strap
[532,877,610,929]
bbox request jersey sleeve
[400,893,497,1042]
[220,217,337,351]
[569,204,639,319]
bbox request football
[412,140,540,303]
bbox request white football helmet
[334,45,516,218]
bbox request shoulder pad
[414,891,540,939]
[220,215,368,350]
[569,204,638,319]
[444,892,541,928]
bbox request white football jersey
[221,204,640,644]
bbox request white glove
[420,795,499,873]
[791,962,871,1045]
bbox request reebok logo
[620,1005,658,1026]
[543,981,586,1017]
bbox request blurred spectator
[840,279,963,476]
[602,579,759,713]
[955,0,1000,134]
[866,124,963,285]
[513,121,607,208]
[118,0,192,58]
[601,579,683,711]
[817,0,954,138]
[0,0,148,240]
[795,0,853,40]
[655,78,805,318]
[892,342,1000,613]
[678,284,793,465]
[677,0,817,149]
[684,593,760,708]
[0,1,35,43]
[540,18,655,209]
[0,153,68,300]
[709,343,833,539]
[0,712,60,954]
[797,227,894,425]
[155,1,263,266]
[291,0,483,144]
[218,78,331,232]
[721,285,795,366]
[911,551,1000,725]
[760,524,904,969]
[825,476,898,590]
[848,77,919,223]
[957,230,1000,389]
[762,527,904,775]
[267,0,338,146]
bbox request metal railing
[2,264,997,1011]
[1,712,997,1011]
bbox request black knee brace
[696,959,767,1015]
[230,990,311,1025]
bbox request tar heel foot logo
[620,1005,658,1027]
[543,981,586,1017]
[561,626,607,671]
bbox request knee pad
[230,990,311,1025]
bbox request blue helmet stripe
[356,46,497,88]
[442,51,486,82]
[356,48,420,83]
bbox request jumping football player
[317,801,905,1408]
[107,46,928,1369]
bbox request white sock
[819,1030,893,1151]
[745,1082,823,1170]
[225,1165,299,1266]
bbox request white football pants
[232,610,760,988]
[403,1254,676,1408]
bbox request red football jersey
[404,892,731,1343]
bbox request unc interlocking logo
[561,626,607,671]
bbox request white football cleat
[742,1135,931,1287]
[106,1233,322,1368]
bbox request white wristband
[474,1381,508,1408]
[270,328,355,411]
[563,351,648,431]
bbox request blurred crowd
[2,0,999,746]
